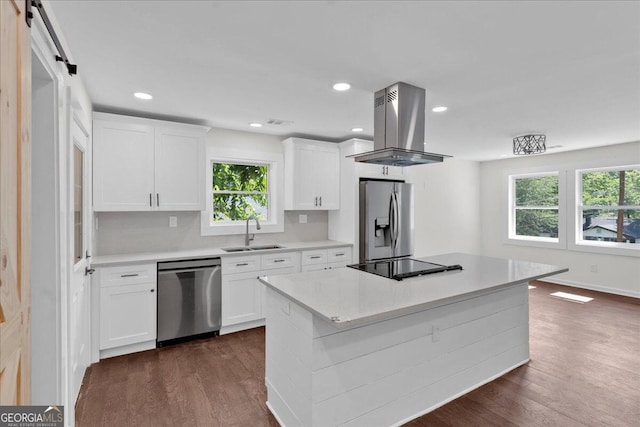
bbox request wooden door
[0,0,32,405]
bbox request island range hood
[352,82,451,167]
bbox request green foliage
[515,175,558,206]
[212,163,268,221]
[514,175,559,237]
[582,169,640,220]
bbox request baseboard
[99,340,156,359]
[538,277,640,299]
[266,400,286,427]
[220,319,265,335]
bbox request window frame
[201,149,284,236]
[504,168,567,249]
[211,162,270,224]
[570,164,640,257]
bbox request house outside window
[577,166,640,248]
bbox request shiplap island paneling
[260,253,567,426]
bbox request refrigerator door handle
[390,191,399,254]
[394,191,400,251]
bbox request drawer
[97,263,157,287]
[261,251,300,271]
[327,247,352,265]
[301,249,328,266]
[222,254,261,275]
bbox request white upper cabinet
[283,138,340,210]
[93,119,155,211]
[353,139,404,179]
[93,113,209,211]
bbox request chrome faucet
[245,216,261,246]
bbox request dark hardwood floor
[76,281,640,426]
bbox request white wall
[404,158,482,257]
[94,127,329,255]
[480,142,640,297]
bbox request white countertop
[259,253,568,328]
[91,240,352,266]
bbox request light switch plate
[299,214,307,224]
[169,216,178,227]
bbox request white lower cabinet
[221,251,302,332]
[301,247,353,272]
[98,263,157,353]
[221,270,263,326]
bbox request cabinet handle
[274,259,285,263]
[334,253,344,256]
[121,273,139,277]
[314,196,318,207]
[236,263,249,267]
[149,193,152,207]
[150,289,155,293]
[157,193,160,207]
[310,255,322,259]
[319,196,322,206]
[85,267,95,276]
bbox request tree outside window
[212,162,269,222]
[511,173,559,240]
[579,167,640,245]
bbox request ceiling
[48,0,640,161]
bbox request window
[211,162,269,222]
[508,171,564,247]
[577,166,640,248]
[201,150,284,236]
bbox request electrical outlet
[299,214,307,224]
[590,264,598,273]
[169,216,178,227]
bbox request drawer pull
[236,263,249,267]
[310,255,322,259]
[334,253,345,256]
[120,273,139,278]
[274,259,285,263]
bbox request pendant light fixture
[513,134,546,155]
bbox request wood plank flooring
[76,281,640,426]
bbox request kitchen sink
[222,244,284,253]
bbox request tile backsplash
[94,210,328,255]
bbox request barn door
[0,0,32,405]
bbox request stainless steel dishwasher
[157,258,221,347]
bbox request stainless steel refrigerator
[359,180,414,263]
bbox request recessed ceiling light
[134,92,153,100]
[249,123,263,128]
[432,106,447,113]
[351,127,364,132]
[333,82,351,91]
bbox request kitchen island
[259,253,567,427]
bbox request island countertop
[258,252,568,328]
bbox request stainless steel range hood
[352,82,451,167]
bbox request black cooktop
[348,258,463,281]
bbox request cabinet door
[93,119,154,211]
[154,128,205,211]
[222,271,263,326]
[292,144,318,210]
[315,146,340,209]
[99,283,157,349]
[357,163,404,180]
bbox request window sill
[505,236,565,249]
[569,240,640,257]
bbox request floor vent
[550,291,593,303]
